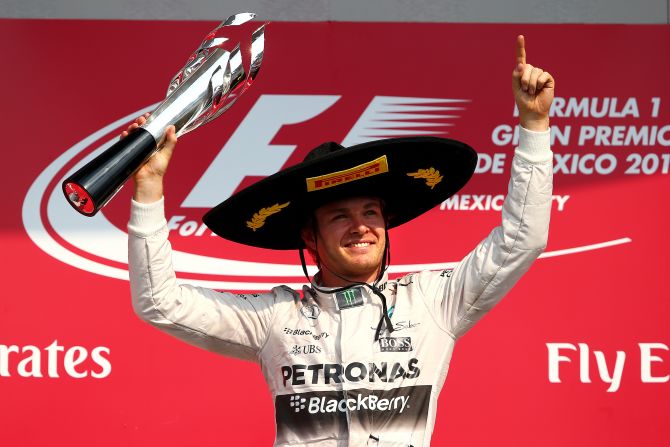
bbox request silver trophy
[62,13,266,216]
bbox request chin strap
[369,283,393,341]
[370,226,392,341]
[298,227,393,341]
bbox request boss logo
[379,337,413,352]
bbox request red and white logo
[22,94,631,290]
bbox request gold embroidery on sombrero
[407,168,443,189]
[246,202,290,231]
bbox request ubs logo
[289,344,322,356]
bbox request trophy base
[63,182,95,215]
[61,128,158,217]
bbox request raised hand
[512,35,554,131]
[121,114,178,203]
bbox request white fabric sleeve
[515,126,553,163]
[416,126,553,338]
[127,198,290,362]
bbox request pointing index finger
[516,35,526,65]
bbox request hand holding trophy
[62,13,266,216]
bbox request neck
[318,265,382,288]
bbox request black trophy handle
[62,128,158,216]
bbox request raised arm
[418,35,554,338]
[123,119,289,361]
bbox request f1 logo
[181,94,463,207]
[182,95,340,207]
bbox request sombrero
[203,137,477,250]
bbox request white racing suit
[129,128,552,446]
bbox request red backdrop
[1,19,669,445]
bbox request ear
[300,226,317,252]
[300,226,321,266]
[379,199,393,228]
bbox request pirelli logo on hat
[306,156,389,192]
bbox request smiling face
[301,196,386,287]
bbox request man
[127,35,554,446]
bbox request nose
[349,215,369,235]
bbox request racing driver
[126,35,554,446]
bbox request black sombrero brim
[203,137,477,250]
